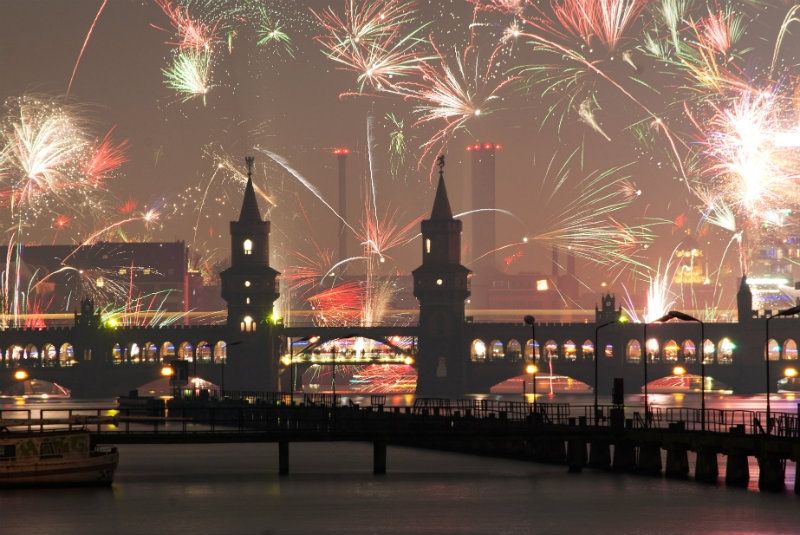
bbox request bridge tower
[220,156,281,389]
[413,156,471,397]
[737,274,753,323]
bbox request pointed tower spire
[238,155,263,223]
[430,154,453,220]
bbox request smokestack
[333,148,350,261]
[467,142,499,275]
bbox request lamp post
[523,314,536,361]
[660,311,705,430]
[594,319,622,422]
[764,305,800,435]
[526,363,538,413]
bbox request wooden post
[279,440,289,476]
[374,441,387,475]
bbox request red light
[333,148,350,155]
[484,143,492,149]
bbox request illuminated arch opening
[112,343,124,364]
[43,344,57,367]
[766,338,780,361]
[703,339,715,364]
[161,341,176,360]
[626,339,641,363]
[681,340,696,363]
[143,342,158,363]
[59,343,74,367]
[489,340,504,360]
[581,340,594,360]
[524,339,540,361]
[544,340,558,360]
[243,238,253,255]
[24,344,39,364]
[563,340,577,361]
[214,341,227,363]
[178,341,194,362]
[718,337,734,364]
[471,339,486,362]
[784,339,798,360]
[646,338,660,363]
[507,339,522,361]
[663,340,679,362]
[197,341,212,362]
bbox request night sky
[2,0,795,310]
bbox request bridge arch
[112,343,123,364]
[718,337,734,364]
[524,339,540,361]
[161,341,176,360]
[59,343,74,367]
[178,341,194,361]
[506,339,522,362]
[663,340,679,362]
[645,338,659,362]
[703,339,715,364]
[626,339,641,363]
[143,342,158,362]
[766,338,780,361]
[682,340,696,362]
[24,344,39,365]
[489,340,504,360]
[471,339,486,362]
[543,340,558,360]
[128,343,141,364]
[43,343,57,367]
[214,341,226,363]
[581,339,594,360]
[563,340,577,361]
[197,341,211,362]
[783,339,798,360]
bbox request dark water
[1,442,799,535]
[1,394,799,535]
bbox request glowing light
[160,366,174,377]
[526,364,538,375]
[673,366,686,376]
[785,367,798,378]
[13,370,28,381]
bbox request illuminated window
[436,278,443,286]
[245,297,250,304]
[244,280,251,287]
[425,239,431,254]
[143,268,151,275]
[243,239,253,255]
[241,315,255,332]
[536,279,549,291]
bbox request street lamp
[594,318,624,421]
[526,363,538,413]
[13,369,28,381]
[764,305,800,434]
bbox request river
[1,394,798,535]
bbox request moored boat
[0,429,118,487]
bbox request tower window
[436,278,443,286]
[244,280,251,287]
[246,297,250,304]
[425,239,431,254]
[243,239,253,255]
[241,315,256,332]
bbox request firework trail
[162,48,213,103]
[67,0,110,96]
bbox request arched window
[243,238,253,255]
[143,342,158,362]
[471,339,486,362]
[767,338,780,361]
[563,340,577,361]
[178,341,194,361]
[213,341,227,363]
[197,341,211,362]
[681,340,696,363]
[646,338,660,363]
[524,339,540,360]
[241,315,256,332]
[43,344,57,367]
[507,339,522,361]
[718,337,734,364]
[581,340,595,360]
[112,343,123,364]
[544,340,558,360]
[626,339,641,363]
[8,345,23,365]
[663,340,679,362]
[703,339,715,364]
[783,339,798,360]
[161,341,176,360]
[59,343,74,367]
[490,340,504,360]
[604,344,614,359]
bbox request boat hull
[0,451,118,487]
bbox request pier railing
[1,398,797,439]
